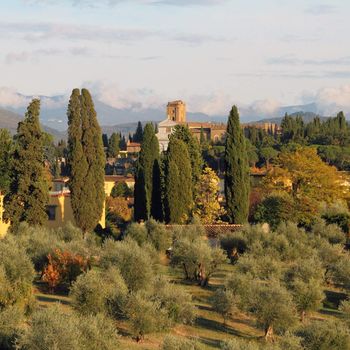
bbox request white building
[156,119,178,152]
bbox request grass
[32,258,348,349]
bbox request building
[167,100,186,122]
[0,193,10,238]
[126,141,141,154]
[157,100,279,151]
[0,177,124,236]
[104,175,135,196]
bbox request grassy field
[33,255,347,350]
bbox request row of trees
[2,89,106,234]
[134,106,251,224]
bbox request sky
[1,0,350,116]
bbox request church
[156,100,278,151]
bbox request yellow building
[46,178,106,230]
[0,179,109,236]
[0,193,10,238]
[167,100,187,122]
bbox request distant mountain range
[0,93,348,138]
[256,112,330,125]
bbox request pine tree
[224,106,250,224]
[165,139,192,223]
[133,123,161,221]
[67,89,105,233]
[108,133,120,158]
[4,99,49,228]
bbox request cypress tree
[170,125,203,194]
[4,99,49,228]
[133,123,160,221]
[133,121,143,143]
[224,105,250,224]
[165,139,192,223]
[108,132,120,158]
[67,89,105,233]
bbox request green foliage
[0,129,12,194]
[145,219,172,251]
[170,125,203,193]
[210,288,236,324]
[133,121,143,143]
[165,139,193,223]
[153,276,196,325]
[171,231,227,286]
[70,267,128,318]
[0,240,34,310]
[126,292,169,340]
[254,192,295,228]
[0,305,23,350]
[100,238,155,292]
[16,305,119,350]
[134,123,161,221]
[298,320,350,350]
[225,106,250,224]
[67,88,105,233]
[162,335,203,350]
[107,132,120,158]
[110,182,132,198]
[4,99,49,228]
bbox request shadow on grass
[35,294,71,306]
[195,316,246,337]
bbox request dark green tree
[108,133,120,158]
[67,88,105,234]
[165,139,192,223]
[134,123,161,221]
[0,129,13,194]
[133,121,143,143]
[224,106,250,224]
[169,125,203,194]
[4,99,49,228]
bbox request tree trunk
[301,310,306,323]
[264,325,274,340]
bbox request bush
[16,305,119,350]
[298,320,350,350]
[211,288,236,325]
[145,219,172,252]
[0,305,23,350]
[70,267,128,318]
[126,292,169,341]
[311,219,346,245]
[152,277,196,325]
[0,240,34,309]
[100,238,155,292]
[162,335,203,350]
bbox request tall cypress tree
[224,105,250,224]
[108,133,120,158]
[67,89,105,233]
[170,125,203,194]
[164,138,192,223]
[133,121,143,143]
[134,123,161,221]
[4,99,49,228]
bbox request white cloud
[303,85,350,115]
[0,87,31,108]
[85,81,164,110]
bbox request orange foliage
[42,249,89,292]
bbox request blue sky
[1,0,350,116]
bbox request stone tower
[167,100,186,122]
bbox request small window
[46,206,57,221]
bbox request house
[126,141,141,154]
[104,175,135,196]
